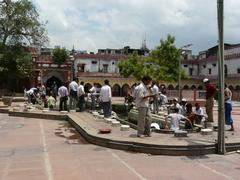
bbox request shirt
[47,96,56,106]
[58,86,68,98]
[160,94,168,104]
[69,81,78,92]
[89,86,97,95]
[78,85,85,96]
[206,83,216,99]
[168,113,185,131]
[100,85,112,102]
[194,107,204,116]
[225,88,232,100]
[26,88,37,95]
[135,83,150,108]
[152,85,159,96]
[133,85,139,99]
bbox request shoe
[137,135,144,138]
[144,134,152,137]
[227,128,234,131]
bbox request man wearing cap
[203,78,217,123]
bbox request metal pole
[217,0,225,154]
[178,56,181,102]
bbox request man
[225,84,232,101]
[26,87,38,104]
[180,98,187,116]
[152,81,159,114]
[58,82,68,111]
[89,83,98,111]
[100,79,112,118]
[165,107,192,131]
[78,81,85,112]
[194,103,204,124]
[69,78,79,110]
[203,78,216,123]
[169,98,182,114]
[135,76,155,138]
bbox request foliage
[119,35,185,82]
[0,0,48,89]
[52,47,68,64]
[0,0,48,46]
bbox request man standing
[203,78,217,123]
[58,82,68,111]
[69,78,78,110]
[89,83,97,111]
[135,76,155,138]
[100,80,112,118]
[152,81,159,114]
[78,81,85,112]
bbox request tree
[0,0,48,46]
[119,35,184,82]
[52,47,68,65]
[0,0,48,90]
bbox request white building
[182,44,240,80]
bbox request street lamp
[69,55,75,82]
[178,44,193,102]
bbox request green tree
[119,35,184,82]
[0,0,48,90]
[52,47,68,65]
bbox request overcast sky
[33,0,240,54]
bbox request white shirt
[100,85,112,102]
[194,107,204,116]
[168,113,185,131]
[133,85,139,99]
[58,86,68,98]
[160,94,168,104]
[135,83,150,108]
[152,85,159,96]
[26,88,37,95]
[89,86,97,95]
[78,85,85,96]
[69,81,78,92]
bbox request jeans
[59,96,68,111]
[102,101,112,118]
[69,91,78,110]
[91,95,96,111]
[79,95,85,112]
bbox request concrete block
[201,129,213,135]
[121,125,130,131]
[112,121,121,127]
[174,130,188,137]
[69,110,76,113]
[60,111,68,114]
[104,118,114,124]
[12,107,20,112]
[42,109,50,113]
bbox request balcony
[76,72,121,78]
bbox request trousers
[137,107,152,136]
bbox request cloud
[33,0,240,54]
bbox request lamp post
[217,0,225,155]
[69,55,75,82]
[178,44,193,102]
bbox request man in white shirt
[165,107,192,131]
[78,81,85,112]
[69,78,79,110]
[135,76,155,138]
[152,81,159,114]
[58,82,69,111]
[100,79,112,118]
[194,103,204,124]
[89,83,98,111]
[26,87,38,104]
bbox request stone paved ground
[0,113,240,180]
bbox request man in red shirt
[203,78,217,123]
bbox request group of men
[58,79,112,118]
[134,76,234,138]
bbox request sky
[33,0,240,54]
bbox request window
[237,68,240,74]
[79,64,85,72]
[208,68,212,75]
[103,64,108,73]
[212,63,216,67]
[92,61,97,64]
[189,68,193,76]
[203,65,206,68]
[184,64,188,68]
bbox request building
[74,53,135,97]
